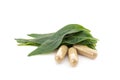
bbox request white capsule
[55,45,68,63]
[74,45,97,59]
[68,47,78,67]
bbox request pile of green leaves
[15,24,97,56]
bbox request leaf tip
[28,53,32,56]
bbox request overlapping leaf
[15,24,97,56]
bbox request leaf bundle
[15,24,97,56]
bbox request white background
[0,0,120,80]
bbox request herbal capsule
[68,47,78,67]
[55,45,68,63]
[74,45,97,59]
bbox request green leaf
[63,31,94,44]
[15,39,40,46]
[28,33,54,38]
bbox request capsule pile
[55,45,97,67]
